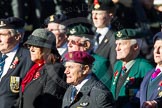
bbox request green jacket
[110,57,154,107]
[91,54,112,89]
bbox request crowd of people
[0,0,162,108]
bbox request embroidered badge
[10,76,20,93]
[10,57,19,69]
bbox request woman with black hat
[14,28,68,108]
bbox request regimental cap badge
[0,21,6,27]
[116,31,122,37]
[69,52,73,58]
[70,28,76,34]
[49,15,55,22]
[94,0,100,9]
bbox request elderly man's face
[92,10,112,28]
[115,39,137,62]
[154,40,162,66]
[64,62,85,85]
[0,29,19,53]
[47,23,67,48]
[67,36,85,52]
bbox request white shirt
[1,45,18,80]
[57,43,67,56]
[96,27,109,44]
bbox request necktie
[0,54,7,78]
[151,68,161,80]
[94,32,101,44]
[121,66,127,76]
[71,87,77,102]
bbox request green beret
[66,24,94,38]
[89,0,115,11]
[114,29,144,40]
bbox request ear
[133,43,139,50]
[83,41,91,51]
[15,34,21,41]
[82,65,90,75]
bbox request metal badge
[79,102,89,107]
[49,15,55,22]
[94,4,100,9]
[0,21,6,27]
[116,31,122,37]
[70,28,76,34]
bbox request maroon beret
[64,51,95,65]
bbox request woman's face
[28,45,50,62]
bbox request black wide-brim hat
[24,28,56,50]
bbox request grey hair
[9,28,25,42]
[130,38,143,49]
[81,36,94,51]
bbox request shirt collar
[74,74,91,92]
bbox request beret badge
[0,21,6,27]
[94,4,100,9]
[69,53,73,58]
[70,28,76,34]
[117,31,122,37]
[49,15,55,22]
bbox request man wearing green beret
[110,29,154,108]
[66,24,112,89]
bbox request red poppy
[159,81,162,86]
[114,71,118,77]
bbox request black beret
[44,14,67,26]
[153,32,162,43]
[0,17,25,29]
[90,0,115,11]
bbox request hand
[142,100,157,108]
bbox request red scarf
[21,60,44,92]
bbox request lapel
[96,30,113,51]
[22,66,46,92]
[1,47,23,79]
[148,73,162,100]
[68,75,96,107]
[140,69,154,104]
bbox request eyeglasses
[67,39,84,46]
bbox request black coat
[62,75,115,108]
[19,63,67,108]
[0,47,33,108]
